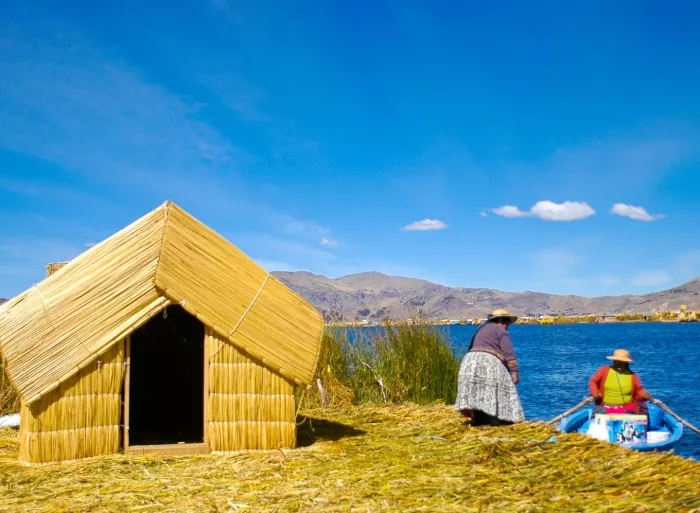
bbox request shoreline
[328,319,696,328]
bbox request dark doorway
[128,305,204,446]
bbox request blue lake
[355,323,700,459]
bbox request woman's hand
[592,393,603,405]
[511,372,519,385]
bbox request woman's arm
[589,367,606,403]
[499,331,519,374]
[632,374,651,401]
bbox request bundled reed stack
[0,201,323,464]
[45,262,68,277]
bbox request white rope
[211,273,270,358]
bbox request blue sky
[1,1,700,298]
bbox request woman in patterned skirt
[455,308,525,426]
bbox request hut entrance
[125,305,208,453]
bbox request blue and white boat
[558,402,684,452]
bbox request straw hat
[606,349,634,363]
[487,308,518,323]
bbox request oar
[652,399,700,436]
[546,396,594,426]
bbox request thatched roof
[0,202,323,404]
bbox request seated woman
[588,349,651,415]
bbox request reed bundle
[1,403,698,512]
[45,262,68,277]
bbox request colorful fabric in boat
[455,351,524,423]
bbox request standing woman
[455,309,525,426]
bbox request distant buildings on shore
[326,306,699,327]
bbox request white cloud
[530,201,596,221]
[519,134,696,195]
[479,211,488,217]
[491,201,595,221]
[320,238,338,248]
[610,203,664,221]
[531,249,578,277]
[599,274,622,287]
[235,233,338,266]
[491,205,531,218]
[282,217,330,237]
[631,270,673,287]
[401,219,447,231]
[675,249,700,276]
[254,259,300,272]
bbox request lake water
[358,323,700,459]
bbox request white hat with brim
[606,349,634,363]
[487,308,518,323]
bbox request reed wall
[206,329,296,452]
[19,342,125,463]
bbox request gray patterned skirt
[455,351,525,423]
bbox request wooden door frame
[122,327,211,456]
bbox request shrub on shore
[310,322,459,406]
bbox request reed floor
[1,403,699,512]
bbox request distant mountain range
[3,272,699,322]
[272,271,700,321]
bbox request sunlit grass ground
[2,403,699,513]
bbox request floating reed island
[1,403,700,512]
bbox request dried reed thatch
[0,201,324,463]
[1,403,699,512]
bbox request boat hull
[558,407,683,452]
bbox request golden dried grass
[1,403,699,512]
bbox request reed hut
[0,201,324,463]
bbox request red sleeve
[632,374,648,401]
[589,366,608,396]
